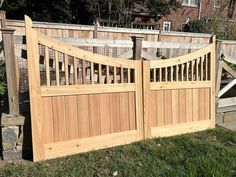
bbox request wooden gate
[25,15,216,161]
[143,38,216,138]
[25,16,144,161]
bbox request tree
[147,0,181,17]
[0,61,7,95]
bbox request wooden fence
[25,16,215,162]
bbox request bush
[0,60,7,95]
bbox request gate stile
[25,16,143,161]
[25,15,216,161]
[143,37,215,138]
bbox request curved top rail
[25,15,135,69]
[150,43,214,68]
[37,32,135,69]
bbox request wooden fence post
[0,10,6,28]
[1,28,19,115]
[131,36,143,60]
[93,21,98,54]
[131,36,149,139]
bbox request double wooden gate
[25,16,215,161]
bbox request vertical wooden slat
[196,58,199,81]
[45,47,50,86]
[191,61,194,81]
[110,93,120,133]
[55,51,60,86]
[91,62,94,84]
[25,16,44,161]
[119,92,130,131]
[65,95,78,140]
[181,63,184,81]
[159,68,162,82]
[205,55,208,81]
[199,88,206,120]
[65,54,69,85]
[100,93,111,135]
[186,63,189,81]
[77,95,90,138]
[128,92,136,130]
[192,88,199,121]
[210,36,216,128]
[164,90,172,125]
[52,96,66,142]
[176,65,178,81]
[150,91,157,127]
[134,60,144,139]
[170,66,173,82]
[143,61,151,138]
[171,90,179,124]
[165,67,167,81]
[128,68,131,83]
[82,60,86,84]
[153,68,156,82]
[200,57,203,81]
[156,90,165,126]
[73,57,77,84]
[106,65,110,84]
[89,94,101,136]
[42,97,54,144]
[99,64,102,84]
[185,89,193,122]
[179,89,186,123]
[113,66,117,83]
[205,88,210,120]
[120,67,124,83]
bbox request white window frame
[213,0,221,8]
[182,0,198,7]
[163,21,171,31]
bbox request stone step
[223,111,236,123]
[218,120,236,131]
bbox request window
[163,21,171,31]
[214,0,221,8]
[182,0,198,7]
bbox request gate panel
[25,16,143,161]
[143,38,215,138]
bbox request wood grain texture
[77,95,90,138]
[185,89,193,122]
[42,97,54,144]
[178,89,186,123]
[164,90,172,125]
[149,91,157,127]
[192,88,199,121]
[51,96,66,142]
[89,94,101,136]
[119,92,130,131]
[65,95,78,140]
[171,90,179,124]
[110,93,120,133]
[100,93,111,135]
[128,92,136,130]
[156,90,165,126]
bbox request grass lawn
[1,127,236,177]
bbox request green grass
[1,127,236,177]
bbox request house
[158,0,236,31]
